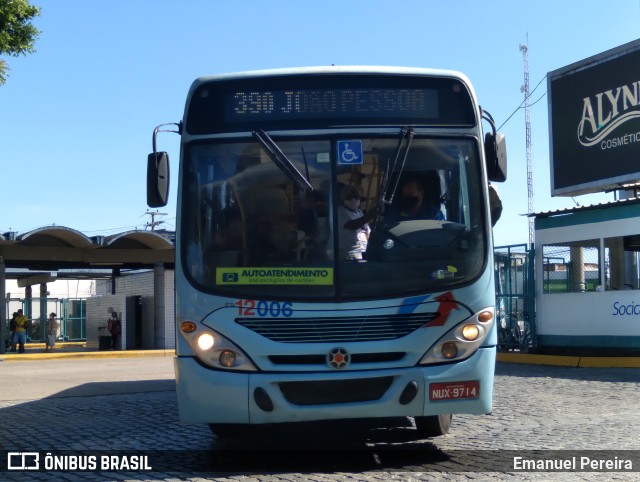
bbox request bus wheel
[414,414,452,437]
[208,423,252,438]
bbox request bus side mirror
[147,151,170,207]
[485,132,507,182]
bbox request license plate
[429,380,480,401]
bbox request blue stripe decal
[398,294,432,314]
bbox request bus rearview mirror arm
[147,122,181,208]
[481,109,507,183]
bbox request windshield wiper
[253,129,314,191]
[380,127,414,205]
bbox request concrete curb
[3,349,639,367]
[497,352,640,368]
[0,349,174,361]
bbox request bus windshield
[182,134,486,300]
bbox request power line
[144,210,168,231]
[82,225,144,234]
[529,92,547,107]
[497,73,547,131]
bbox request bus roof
[191,65,473,89]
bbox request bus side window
[421,170,445,220]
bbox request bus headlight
[180,322,257,372]
[197,333,215,351]
[419,307,494,365]
[461,324,480,341]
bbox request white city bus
[148,66,506,438]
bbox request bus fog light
[219,350,237,367]
[441,342,458,359]
[462,324,480,341]
[197,333,215,351]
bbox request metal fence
[5,297,86,343]
[494,244,535,352]
[542,240,600,293]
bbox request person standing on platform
[11,309,29,353]
[108,312,121,350]
[8,312,17,351]
[45,312,59,352]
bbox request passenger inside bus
[337,184,376,260]
[212,207,244,250]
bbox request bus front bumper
[174,346,495,424]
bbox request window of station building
[542,239,600,294]
[604,236,640,291]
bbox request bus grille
[279,377,394,405]
[235,313,438,343]
[268,352,406,365]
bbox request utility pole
[520,37,534,247]
[144,210,167,231]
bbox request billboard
[548,39,640,196]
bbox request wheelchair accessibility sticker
[337,140,363,165]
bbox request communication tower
[520,40,534,246]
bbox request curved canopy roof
[0,226,174,271]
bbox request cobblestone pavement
[0,358,639,481]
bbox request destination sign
[185,73,476,134]
[225,88,438,123]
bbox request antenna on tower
[520,35,534,247]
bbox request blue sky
[1,0,639,246]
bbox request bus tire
[414,414,452,437]
[208,423,252,438]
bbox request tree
[0,0,40,85]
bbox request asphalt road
[0,356,175,400]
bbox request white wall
[86,295,125,349]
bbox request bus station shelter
[0,226,174,353]
[534,198,640,351]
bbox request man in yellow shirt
[11,309,29,353]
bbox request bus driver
[386,177,445,223]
